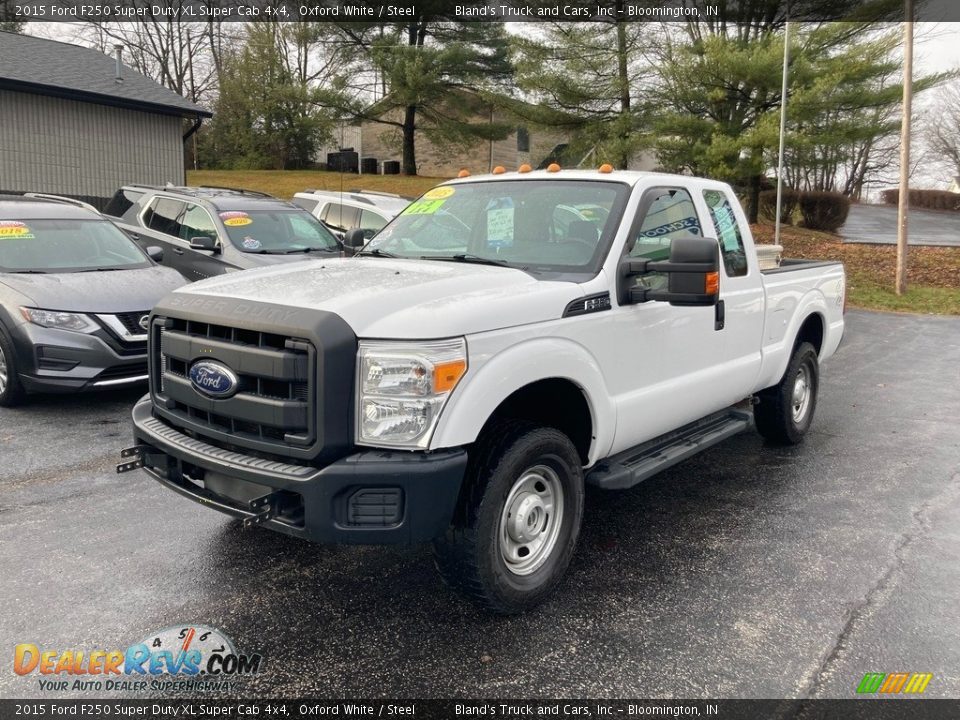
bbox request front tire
[433,421,585,614]
[0,332,25,407]
[754,341,819,445]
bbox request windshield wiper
[7,269,48,274]
[420,253,509,267]
[283,247,338,254]
[357,248,398,258]
[78,267,123,272]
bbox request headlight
[19,307,98,333]
[357,338,467,448]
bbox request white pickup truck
[119,169,845,613]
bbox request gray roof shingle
[0,31,211,117]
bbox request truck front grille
[151,316,317,458]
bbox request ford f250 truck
[118,169,845,613]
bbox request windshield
[218,209,340,254]
[364,180,629,272]
[0,218,150,273]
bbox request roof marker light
[599,163,614,174]
[518,164,532,173]
[457,169,470,178]
[492,166,506,174]
[547,163,561,173]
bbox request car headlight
[357,338,467,448]
[19,307,98,333]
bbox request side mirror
[146,246,164,262]
[343,228,366,250]
[189,236,220,254]
[618,236,720,307]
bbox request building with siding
[0,32,210,209]
[330,90,569,177]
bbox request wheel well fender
[430,338,613,466]
[757,290,829,390]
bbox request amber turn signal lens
[518,163,532,173]
[598,163,614,173]
[433,359,467,394]
[492,166,506,174]
[705,271,720,295]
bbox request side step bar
[586,409,752,490]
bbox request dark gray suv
[104,185,342,282]
[0,196,185,406]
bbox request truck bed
[761,258,843,274]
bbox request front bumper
[128,396,467,544]
[13,323,147,393]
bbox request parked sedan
[0,196,185,406]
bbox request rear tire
[754,341,819,445]
[433,421,585,614]
[0,332,25,408]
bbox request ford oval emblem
[189,360,239,398]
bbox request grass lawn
[187,171,959,315]
[187,169,446,200]
[752,224,960,315]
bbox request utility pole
[775,19,791,246]
[896,0,913,295]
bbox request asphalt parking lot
[1,309,958,700]
[840,204,960,246]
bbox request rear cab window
[702,189,748,277]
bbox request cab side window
[145,198,186,238]
[702,190,748,277]
[629,188,701,262]
[180,205,218,243]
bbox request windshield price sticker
[219,211,253,227]
[0,221,34,239]
[403,199,448,216]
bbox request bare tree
[924,80,960,182]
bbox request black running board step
[586,409,752,489]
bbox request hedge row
[880,188,960,211]
[758,189,851,232]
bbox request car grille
[115,311,150,336]
[151,316,316,457]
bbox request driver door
[179,204,228,280]
[595,186,732,454]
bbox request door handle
[172,248,184,255]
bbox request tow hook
[116,445,151,473]
[244,491,294,528]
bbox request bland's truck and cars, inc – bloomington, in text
[118,168,845,613]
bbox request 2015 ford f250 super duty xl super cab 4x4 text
[118,169,845,613]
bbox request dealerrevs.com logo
[14,625,263,693]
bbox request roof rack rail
[197,185,273,198]
[23,193,99,213]
[347,189,409,199]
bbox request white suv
[292,189,410,239]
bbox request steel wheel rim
[498,464,564,576]
[0,343,7,395]
[792,365,811,423]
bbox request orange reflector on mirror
[705,271,720,295]
[434,359,467,394]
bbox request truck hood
[0,265,186,313]
[170,257,584,338]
